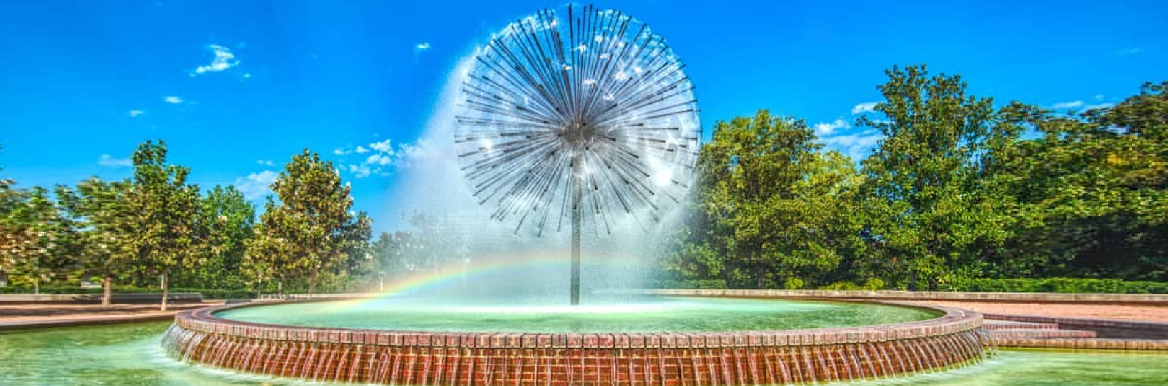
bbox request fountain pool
[214,297,941,333]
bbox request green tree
[249,150,368,296]
[992,82,1168,281]
[676,110,864,288]
[242,220,286,296]
[127,140,203,310]
[181,185,255,289]
[856,64,1013,289]
[333,211,374,291]
[0,186,73,293]
[56,178,136,305]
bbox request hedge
[942,278,1168,294]
[656,277,1168,294]
[0,286,258,299]
[7,277,1165,297]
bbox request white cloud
[234,170,278,201]
[415,42,431,53]
[334,140,390,159]
[366,154,392,166]
[348,164,372,178]
[1083,102,1115,110]
[1051,100,1084,109]
[821,131,883,148]
[334,138,438,178]
[1094,94,1105,101]
[164,95,183,104]
[391,139,437,169]
[256,159,275,166]
[98,154,132,167]
[369,139,393,153]
[193,44,240,75]
[820,130,885,160]
[813,118,850,135]
[851,102,879,115]
[128,109,145,118]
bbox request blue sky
[1,0,1165,233]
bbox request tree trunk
[102,275,112,306]
[277,280,283,296]
[33,278,39,295]
[160,272,169,312]
[308,271,317,298]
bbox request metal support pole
[570,153,582,305]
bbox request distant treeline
[662,64,1168,291]
[0,141,458,308]
[2,64,1166,303]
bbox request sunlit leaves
[246,150,369,296]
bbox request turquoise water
[2,321,1167,385]
[216,297,941,332]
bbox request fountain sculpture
[454,4,701,304]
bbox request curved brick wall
[162,301,991,385]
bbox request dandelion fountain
[160,5,992,385]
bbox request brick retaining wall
[161,301,990,385]
[625,289,1168,304]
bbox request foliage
[0,186,73,293]
[862,278,885,290]
[55,178,136,304]
[986,83,1168,281]
[664,67,1167,292]
[667,110,865,289]
[783,277,804,290]
[821,281,861,290]
[246,150,369,296]
[177,185,255,289]
[855,64,1014,290]
[124,140,205,310]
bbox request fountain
[161,296,992,384]
[161,5,992,384]
[453,4,700,305]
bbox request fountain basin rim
[172,297,984,349]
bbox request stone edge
[170,299,984,349]
[617,289,1168,304]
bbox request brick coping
[620,289,1168,304]
[0,312,177,331]
[983,313,1168,332]
[996,338,1168,350]
[171,298,984,349]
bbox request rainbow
[360,249,644,299]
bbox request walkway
[0,303,222,330]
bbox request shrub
[822,281,860,290]
[689,279,729,289]
[783,278,804,290]
[863,278,885,290]
[0,286,260,299]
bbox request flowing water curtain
[455,5,701,237]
